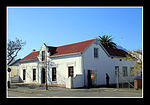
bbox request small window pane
[23,69,26,80]
[52,67,56,81]
[68,66,74,77]
[122,67,128,77]
[42,51,45,61]
[94,48,98,58]
[33,69,36,81]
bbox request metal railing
[117,72,134,88]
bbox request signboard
[91,74,95,79]
[8,68,11,72]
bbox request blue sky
[7,7,143,59]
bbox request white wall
[49,54,83,87]
[19,60,39,83]
[19,40,135,88]
[82,39,135,87]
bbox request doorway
[87,70,97,88]
[41,68,45,84]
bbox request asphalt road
[7,83,142,98]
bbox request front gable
[38,43,52,62]
[81,38,109,58]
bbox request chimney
[32,49,36,52]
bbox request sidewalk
[7,83,142,97]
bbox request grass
[134,88,142,91]
[41,89,49,91]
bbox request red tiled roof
[20,51,40,62]
[104,46,128,57]
[20,38,128,62]
[20,39,96,62]
[50,38,96,56]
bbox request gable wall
[82,39,135,86]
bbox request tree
[98,35,117,48]
[125,49,142,76]
[7,38,26,65]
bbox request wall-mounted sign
[8,68,11,72]
[91,74,95,79]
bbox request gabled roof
[104,46,128,57]
[19,38,96,62]
[20,38,129,62]
[49,38,97,57]
[20,51,40,62]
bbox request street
[7,83,142,98]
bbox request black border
[0,0,144,104]
[1,0,144,6]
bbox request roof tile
[20,38,128,62]
[50,38,96,56]
[20,51,40,62]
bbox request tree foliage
[7,38,26,65]
[98,35,117,48]
[126,49,142,76]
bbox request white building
[18,38,135,88]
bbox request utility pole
[115,67,119,88]
[8,67,11,88]
[45,46,48,90]
[116,70,119,88]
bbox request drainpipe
[37,62,39,84]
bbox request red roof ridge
[31,51,40,53]
[56,38,97,47]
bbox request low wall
[134,79,142,89]
[66,74,84,88]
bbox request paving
[7,83,142,98]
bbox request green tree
[98,35,117,48]
[126,49,142,76]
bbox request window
[115,66,119,76]
[42,51,45,61]
[68,66,74,77]
[52,67,56,81]
[130,67,134,76]
[23,69,26,80]
[33,69,36,81]
[94,48,98,58]
[122,66,128,77]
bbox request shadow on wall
[19,76,24,83]
[66,74,84,88]
[11,75,24,83]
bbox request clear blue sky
[7,7,143,59]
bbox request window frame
[42,51,45,61]
[33,69,36,81]
[115,66,119,76]
[122,66,128,77]
[130,67,134,76]
[94,48,98,58]
[23,69,26,80]
[52,67,56,81]
[68,66,74,78]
